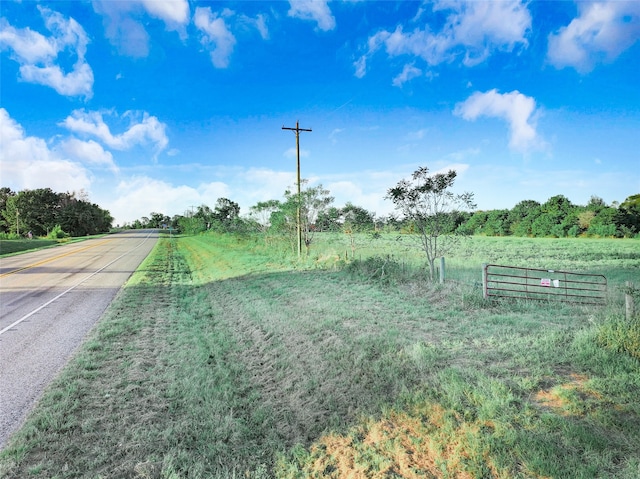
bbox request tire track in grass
[201,271,442,451]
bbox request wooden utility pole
[282,121,312,258]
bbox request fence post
[482,263,488,299]
[439,257,445,284]
[626,281,635,321]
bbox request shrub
[0,232,22,240]
[48,224,68,239]
[345,255,406,284]
[587,223,618,238]
[567,225,580,238]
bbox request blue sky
[1,0,639,226]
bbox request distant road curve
[0,229,159,449]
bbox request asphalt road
[0,229,159,449]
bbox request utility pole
[282,121,312,258]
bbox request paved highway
[0,230,159,449]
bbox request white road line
[0,233,153,337]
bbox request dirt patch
[533,373,601,417]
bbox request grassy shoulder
[0,234,110,257]
[0,238,62,256]
[1,233,638,478]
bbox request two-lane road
[0,229,159,449]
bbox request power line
[282,121,312,258]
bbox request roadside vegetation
[2,173,638,477]
[1,231,638,478]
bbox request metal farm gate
[482,264,607,305]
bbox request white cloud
[194,7,237,68]
[288,0,335,31]
[198,181,232,202]
[254,14,269,40]
[61,109,169,158]
[59,138,118,173]
[454,89,543,152]
[354,55,367,79]
[0,7,93,98]
[92,0,190,57]
[108,176,201,224]
[107,170,291,225]
[392,64,422,87]
[0,108,91,192]
[140,0,190,26]
[0,20,56,63]
[239,13,269,40]
[329,128,344,144]
[93,1,149,57]
[405,129,427,141]
[324,179,390,217]
[547,1,640,73]
[355,0,530,77]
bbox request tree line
[0,187,113,238]
[131,189,639,242]
[3,182,638,244]
[120,168,639,281]
[455,194,640,239]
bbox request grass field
[1,232,639,478]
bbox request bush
[345,255,414,284]
[587,223,618,238]
[48,225,68,239]
[567,225,580,238]
[0,232,22,240]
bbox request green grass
[0,234,107,257]
[1,232,639,478]
[0,238,60,256]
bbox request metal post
[439,256,445,284]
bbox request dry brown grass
[288,401,510,479]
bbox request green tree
[483,209,510,236]
[456,210,487,235]
[386,166,475,281]
[212,198,240,227]
[315,206,342,232]
[588,207,620,237]
[249,200,282,241]
[1,188,60,236]
[531,195,575,237]
[508,200,541,236]
[195,204,215,229]
[280,181,334,255]
[586,195,607,212]
[0,187,16,233]
[148,212,170,228]
[618,194,640,237]
[341,203,375,231]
